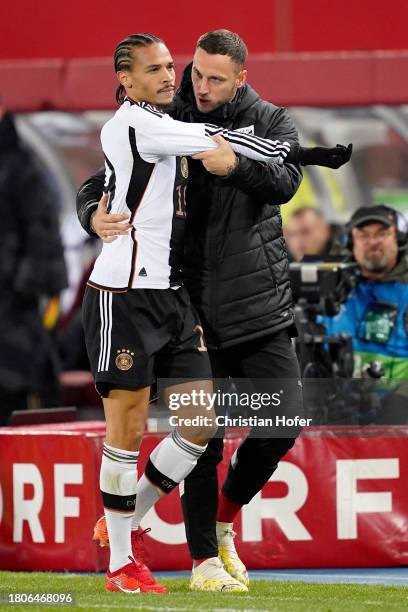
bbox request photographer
[324,205,408,423]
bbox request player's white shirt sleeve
[125,104,291,163]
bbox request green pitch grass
[0,571,407,611]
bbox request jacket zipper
[209,116,237,348]
[208,183,222,349]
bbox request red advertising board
[0,423,407,571]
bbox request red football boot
[94,517,167,593]
[106,556,167,593]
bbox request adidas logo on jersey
[138,267,147,277]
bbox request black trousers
[181,328,302,560]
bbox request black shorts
[82,285,211,396]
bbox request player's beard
[156,99,176,113]
[155,89,177,113]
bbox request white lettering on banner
[336,458,399,539]
[141,506,186,545]
[11,463,83,543]
[13,464,45,543]
[54,464,83,543]
[241,462,312,541]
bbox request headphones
[344,204,408,252]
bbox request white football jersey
[88,99,290,291]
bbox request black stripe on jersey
[204,124,290,158]
[125,97,163,117]
[127,128,155,212]
[104,154,116,213]
[128,226,138,289]
[125,98,164,117]
[127,127,155,288]
[138,101,164,118]
[205,127,290,156]
[222,135,287,159]
[169,158,188,287]
[229,132,291,155]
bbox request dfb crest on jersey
[180,156,189,179]
[115,349,134,371]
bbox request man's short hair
[290,206,325,220]
[196,29,248,66]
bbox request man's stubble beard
[361,254,389,274]
[156,101,176,113]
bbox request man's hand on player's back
[91,193,132,243]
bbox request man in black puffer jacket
[176,69,300,349]
[77,30,351,589]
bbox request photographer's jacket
[324,255,408,379]
[77,65,302,348]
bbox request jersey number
[193,324,207,352]
[176,185,187,218]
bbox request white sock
[100,443,139,572]
[131,475,163,530]
[105,510,134,573]
[132,430,207,529]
